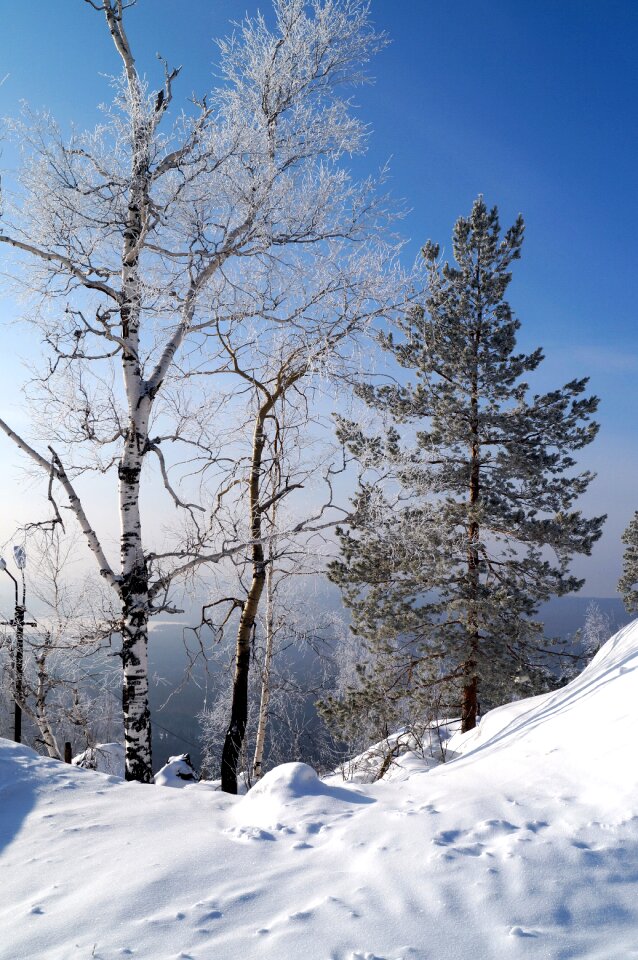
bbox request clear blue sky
[0,0,636,594]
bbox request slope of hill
[2,620,638,960]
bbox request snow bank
[329,723,459,784]
[3,620,638,959]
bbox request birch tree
[208,258,401,793]
[197,377,344,791]
[0,0,393,781]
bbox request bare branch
[0,234,121,302]
[0,417,120,594]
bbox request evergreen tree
[320,475,453,753]
[326,197,605,736]
[619,513,638,611]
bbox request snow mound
[154,753,199,787]
[72,741,125,778]
[234,761,374,833]
[3,620,638,959]
[248,761,323,798]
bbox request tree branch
[0,416,120,594]
[0,234,121,302]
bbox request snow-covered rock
[3,620,638,959]
[154,753,199,787]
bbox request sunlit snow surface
[3,621,638,959]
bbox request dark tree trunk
[220,572,265,793]
[461,669,478,733]
[462,305,481,734]
[13,604,24,744]
[220,406,271,793]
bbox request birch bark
[252,549,275,782]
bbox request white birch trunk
[116,32,154,780]
[118,399,153,782]
[34,647,61,760]
[252,561,275,781]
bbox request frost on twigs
[0,0,404,781]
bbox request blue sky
[0,0,636,594]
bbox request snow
[3,620,638,958]
[154,754,199,788]
[72,742,125,778]
[329,724,458,783]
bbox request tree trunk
[119,409,153,783]
[462,301,482,734]
[462,542,480,732]
[220,406,271,793]
[252,561,275,781]
[34,643,61,760]
[121,602,152,781]
[117,62,154,781]
[462,444,480,733]
[461,668,478,733]
[13,603,24,744]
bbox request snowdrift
[3,620,638,959]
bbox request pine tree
[327,197,605,736]
[320,477,453,753]
[619,513,638,611]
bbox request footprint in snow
[432,829,465,845]
[199,910,222,921]
[476,819,518,834]
[231,889,261,905]
[524,820,549,833]
[303,820,325,834]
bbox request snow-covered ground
[3,621,638,960]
